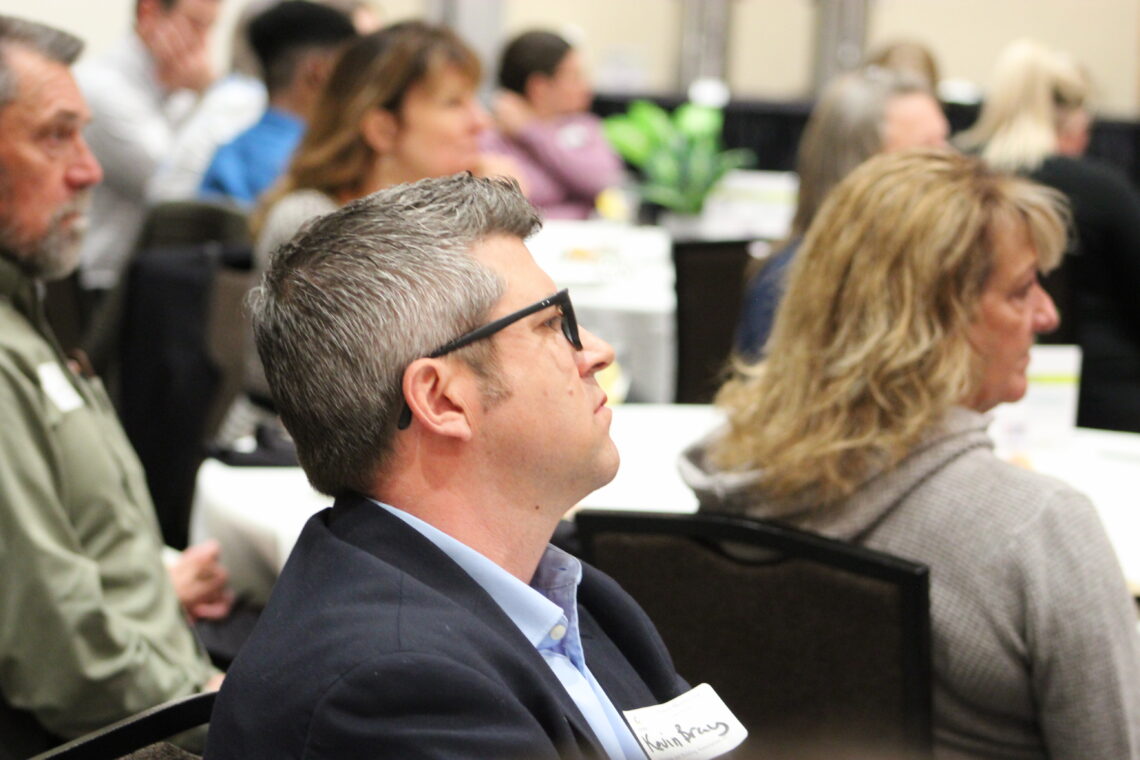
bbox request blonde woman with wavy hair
[956,39,1091,172]
[735,67,948,358]
[682,149,1140,760]
[958,39,1140,433]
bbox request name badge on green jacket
[37,362,84,414]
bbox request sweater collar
[680,406,995,541]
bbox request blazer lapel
[327,495,610,758]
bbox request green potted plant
[603,99,755,220]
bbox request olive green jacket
[0,255,215,738]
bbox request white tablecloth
[192,402,1140,603]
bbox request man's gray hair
[0,16,84,110]
[250,173,541,496]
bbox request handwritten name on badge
[623,683,747,759]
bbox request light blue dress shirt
[372,500,647,760]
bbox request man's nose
[67,137,103,189]
[576,326,615,377]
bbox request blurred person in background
[322,0,382,33]
[683,149,1140,760]
[218,20,520,444]
[76,0,223,295]
[957,38,1140,434]
[0,15,227,748]
[864,39,941,94]
[198,0,357,206]
[251,20,518,262]
[735,67,948,359]
[149,0,379,205]
[484,29,623,219]
[147,0,272,203]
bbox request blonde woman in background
[734,67,948,359]
[683,149,1140,760]
[958,39,1140,433]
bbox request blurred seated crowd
[2,1,1140,758]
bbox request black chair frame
[28,691,216,760]
[575,509,933,757]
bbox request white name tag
[623,683,747,759]
[557,122,589,150]
[37,362,83,414]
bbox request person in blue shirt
[198,1,356,206]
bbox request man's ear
[360,107,398,154]
[401,358,475,441]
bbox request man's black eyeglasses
[397,289,580,429]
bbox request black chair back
[28,691,216,760]
[671,239,754,404]
[575,510,932,760]
[82,200,252,378]
[84,200,254,549]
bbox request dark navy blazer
[205,493,687,759]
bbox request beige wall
[3,0,414,70]
[504,0,1140,117]
[726,0,1140,117]
[6,0,1140,116]
[868,0,1140,118]
[729,0,815,101]
[503,0,683,94]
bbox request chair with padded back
[82,200,254,549]
[671,239,755,404]
[26,691,216,760]
[81,199,252,380]
[574,510,933,760]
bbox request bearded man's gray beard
[0,192,90,281]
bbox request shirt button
[550,624,567,641]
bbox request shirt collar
[369,500,582,649]
[0,254,40,323]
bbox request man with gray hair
[206,174,737,758]
[0,15,226,749]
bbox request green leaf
[674,103,723,140]
[718,147,757,171]
[640,183,690,212]
[602,116,654,166]
[643,148,682,189]
[609,98,757,215]
[627,100,675,150]
[685,135,719,197]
